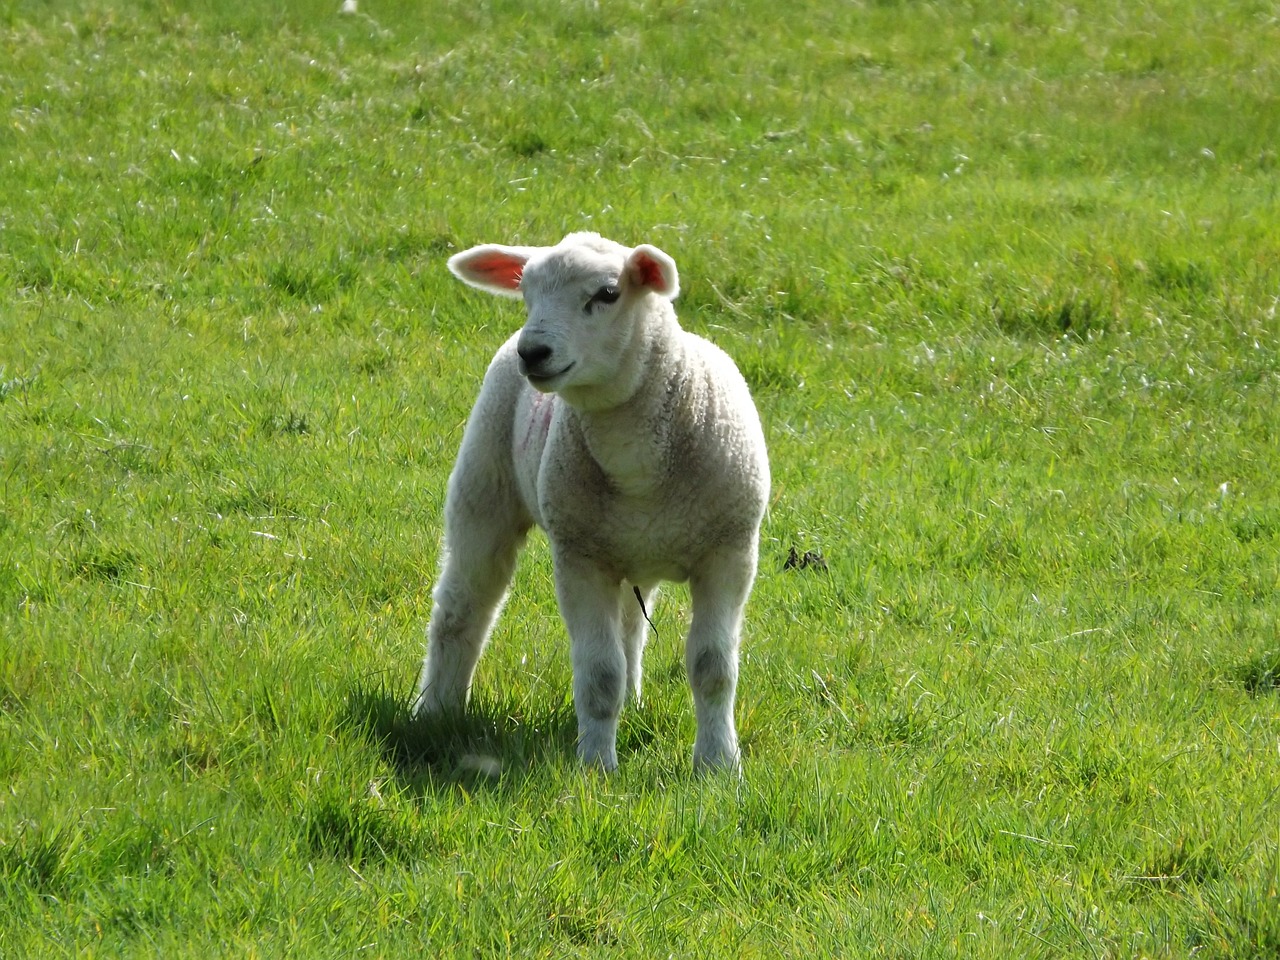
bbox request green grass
[2,0,1279,955]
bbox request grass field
[2,0,1279,955]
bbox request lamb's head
[447,232,680,407]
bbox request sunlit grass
[2,0,1278,955]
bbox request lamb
[412,232,770,772]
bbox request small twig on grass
[998,830,1077,850]
[706,281,753,320]
[1030,627,1107,648]
[810,670,851,726]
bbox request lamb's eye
[586,285,621,311]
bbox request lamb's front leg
[555,556,627,771]
[686,546,758,773]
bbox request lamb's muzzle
[515,335,565,384]
[515,339,553,372]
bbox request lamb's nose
[517,342,553,369]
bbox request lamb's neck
[571,333,689,497]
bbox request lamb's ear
[625,244,680,300]
[447,244,538,299]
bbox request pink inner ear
[467,252,524,289]
[632,252,666,290]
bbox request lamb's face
[515,243,635,394]
[448,233,680,402]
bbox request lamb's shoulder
[447,334,555,529]
[449,335,523,476]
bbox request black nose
[518,343,553,368]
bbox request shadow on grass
[1237,649,1280,696]
[344,683,578,793]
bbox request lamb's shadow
[345,684,579,794]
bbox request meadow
[1,0,1278,955]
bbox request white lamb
[412,232,770,772]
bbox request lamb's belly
[547,507,704,583]
[616,549,691,585]
[603,535,696,584]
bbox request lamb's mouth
[524,363,575,388]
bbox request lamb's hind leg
[414,474,527,717]
[686,545,758,772]
[620,582,659,703]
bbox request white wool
[413,232,769,772]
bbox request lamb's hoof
[410,689,465,720]
[576,744,619,773]
[693,744,742,776]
